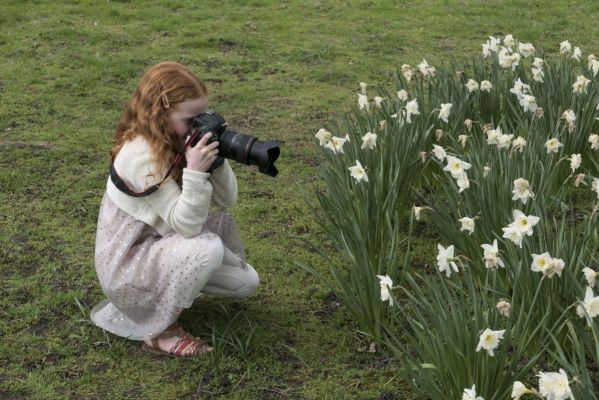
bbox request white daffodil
[510,209,540,236]
[510,78,531,97]
[458,217,475,235]
[497,134,514,149]
[444,155,472,179]
[590,59,599,77]
[324,135,348,154]
[498,47,521,70]
[518,42,535,58]
[582,267,598,288]
[560,40,572,55]
[502,226,524,247]
[464,118,473,131]
[532,57,544,68]
[463,384,485,400]
[359,82,367,94]
[483,165,490,177]
[545,138,564,154]
[401,64,413,81]
[572,74,591,95]
[512,178,534,204]
[574,173,585,187]
[503,34,516,48]
[532,67,544,82]
[486,127,502,146]
[538,369,573,400]
[361,132,377,150]
[437,244,458,277]
[531,252,552,275]
[512,137,527,152]
[579,286,599,319]
[405,99,420,123]
[376,274,393,306]
[476,328,505,356]
[496,300,511,317]
[315,128,332,146]
[511,382,533,399]
[431,145,446,161]
[458,135,469,148]
[466,79,479,93]
[397,89,408,101]
[438,103,452,123]
[348,160,368,182]
[418,59,436,78]
[374,96,384,108]
[519,94,538,113]
[358,93,369,110]
[589,53,597,66]
[484,36,501,54]
[589,134,599,150]
[480,80,493,92]
[593,179,599,199]
[570,154,582,172]
[572,46,582,61]
[456,172,470,193]
[481,240,505,269]
[562,109,576,124]
[413,206,425,221]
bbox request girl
[90,61,259,358]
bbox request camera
[189,112,280,177]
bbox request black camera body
[190,112,280,177]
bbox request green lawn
[1,1,598,399]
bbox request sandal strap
[169,336,196,356]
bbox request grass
[1,1,598,399]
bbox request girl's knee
[236,265,259,299]
[195,234,224,272]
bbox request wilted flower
[431,144,446,161]
[496,300,511,317]
[376,274,393,306]
[519,94,537,113]
[572,74,591,94]
[444,155,472,179]
[436,129,444,141]
[476,328,505,356]
[439,103,452,123]
[378,120,387,130]
[482,239,505,269]
[405,99,420,123]
[570,154,581,172]
[464,119,473,131]
[512,137,527,152]
[466,79,479,92]
[572,46,582,61]
[589,134,599,150]
[560,40,572,55]
[574,173,585,187]
[348,160,368,182]
[538,369,573,400]
[324,135,348,154]
[358,93,369,110]
[401,64,413,81]
[562,109,576,124]
[545,138,564,154]
[582,267,598,288]
[534,107,544,119]
[511,382,533,399]
[361,132,377,150]
[359,82,367,94]
[437,244,458,277]
[418,59,436,78]
[480,80,493,92]
[315,128,332,146]
[518,42,535,58]
[458,217,475,235]
[463,385,485,400]
[374,96,384,108]
[397,89,408,101]
[532,67,544,82]
[498,134,514,149]
[458,135,469,148]
[483,165,490,177]
[512,178,534,204]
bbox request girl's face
[167,97,208,140]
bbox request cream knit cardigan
[106,135,237,238]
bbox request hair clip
[161,93,170,109]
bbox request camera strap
[109,130,202,197]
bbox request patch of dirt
[312,291,341,320]
[374,392,399,400]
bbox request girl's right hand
[185,132,220,173]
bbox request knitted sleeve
[209,159,238,208]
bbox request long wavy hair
[111,61,207,186]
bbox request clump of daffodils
[530,252,566,278]
[502,210,540,247]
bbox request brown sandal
[141,322,212,358]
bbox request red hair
[111,61,207,186]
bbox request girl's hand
[185,132,220,173]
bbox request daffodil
[582,267,598,288]
[359,82,367,94]
[593,178,599,199]
[512,178,534,204]
[466,79,479,93]
[518,42,535,58]
[499,47,521,70]
[569,154,581,172]
[519,94,537,113]
[438,103,452,123]
[405,99,420,123]
[532,57,544,68]
[503,34,516,48]
[418,59,436,78]
[458,217,475,235]
[444,155,472,179]
[560,40,572,55]
[397,89,408,101]
[456,173,470,193]
[545,138,563,154]
[511,382,533,399]
[324,135,348,154]
[480,80,493,92]
[532,67,544,82]
[512,137,527,152]
[589,134,599,150]
[482,239,505,269]
[510,209,540,236]
[476,328,505,356]
[413,206,425,221]
[462,384,485,400]
[348,160,368,182]
[497,134,514,149]
[538,369,573,400]
[358,93,369,110]
[572,75,591,94]
[374,96,384,108]
[496,300,511,317]
[315,128,332,146]
[361,132,377,150]
[437,244,458,277]
[376,274,393,306]
[510,78,530,97]
[431,145,446,161]
[401,64,413,81]
[486,127,502,146]
[458,135,469,148]
[572,46,582,61]
[531,252,564,278]
[562,109,576,124]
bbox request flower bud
[436,129,444,141]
